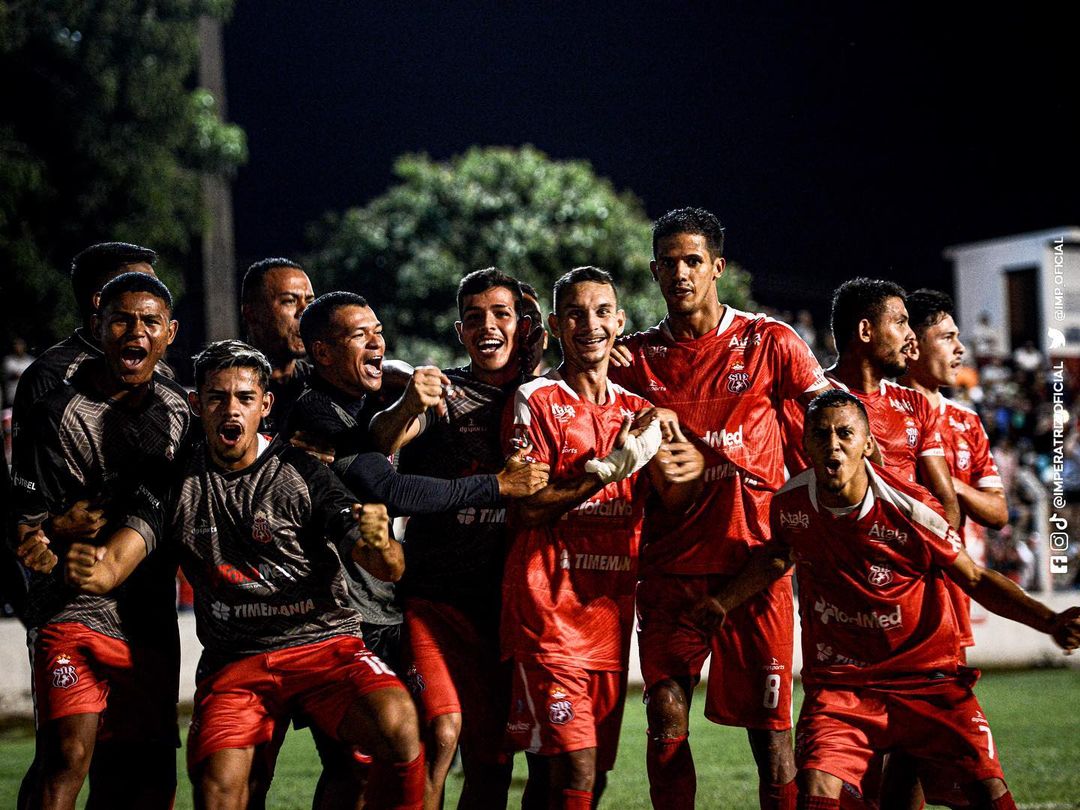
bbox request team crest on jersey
[457,507,477,525]
[956,440,971,471]
[251,511,273,544]
[51,655,78,689]
[727,362,750,394]
[867,564,893,587]
[548,699,575,725]
[779,511,810,530]
[551,403,576,421]
[905,421,919,448]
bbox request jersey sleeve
[969,419,1002,489]
[506,387,557,466]
[915,394,945,459]
[340,452,500,516]
[10,406,82,526]
[292,452,368,562]
[772,323,828,401]
[119,479,173,556]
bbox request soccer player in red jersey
[505,267,703,810]
[59,340,425,810]
[608,208,827,809]
[708,389,1080,810]
[814,278,960,528]
[905,289,1007,648]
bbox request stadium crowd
[3,208,1079,810]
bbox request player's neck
[830,353,884,394]
[816,474,869,510]
[559,361,610,405]
[907,375,942,407]
[469,360,519,388]
[92,362,151,407]
[666,302,725,340]
[270,358,297,384]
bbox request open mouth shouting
[218,421,244,449]
[119,344,149,371]
[362,352,383,379]
[475,337,505,357]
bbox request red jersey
[770,462,964,689]
[938,395,1001,646]
[609,308,826,575]
[501,372,652,671]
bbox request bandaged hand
[584,417,662,485]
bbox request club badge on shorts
[548,684,575,725]
[51,654,78,689]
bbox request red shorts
[187,635,404,767]
[30,622,179,745]
[795,681,1005,792]
[637,573,794,730]
[506,659,627,772]
[404,598,509,764]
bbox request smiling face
[95,291,177,389]
[455,285,522,384]
[313,304,386,397]
[192,366,272,471]
[910,314,964,388]
[867,296,917,378]
[243,267,315,363]
[651,232,725,317]
[804,403,874,506]
[549,281,625,373]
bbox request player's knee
[645,680,690,735]
[974,777,1009,802]
[197,768,248,810]
[429,713,461,760]
[48,734,93,779]
[565,750,596,792]
[373,691,421,762]
[798,768,843,798]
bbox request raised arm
[368,366,449,455]
[946,549,1080,650]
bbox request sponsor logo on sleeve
[890,397,915,414]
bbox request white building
[945,227,1080,357]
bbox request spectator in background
[3,337,34,409]
[1012,340,1043,374]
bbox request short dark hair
[519,281,540,301]
[193,339,272,391]
[97,272,173,315]
[830,277,907,349]
[652,207,725,258]
[456,268,523,318]
[906,289,955,336]
[241,257,305,307]
[805,388,870,429]
[70,242,157,318]
[552,266,617,315]
[299,291,370,349]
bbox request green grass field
[1,670,1076,808]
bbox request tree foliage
[306,146,752,367]
[0,0,246,349]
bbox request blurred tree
[306,145,752,367]
[0,1,246,350]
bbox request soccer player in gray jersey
[12,272,188,810]
[286,288,547,810]
[373,268,542,809]
[61,340,426,810]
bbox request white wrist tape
[584,420,662,484]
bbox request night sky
[223,4,1079,319]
